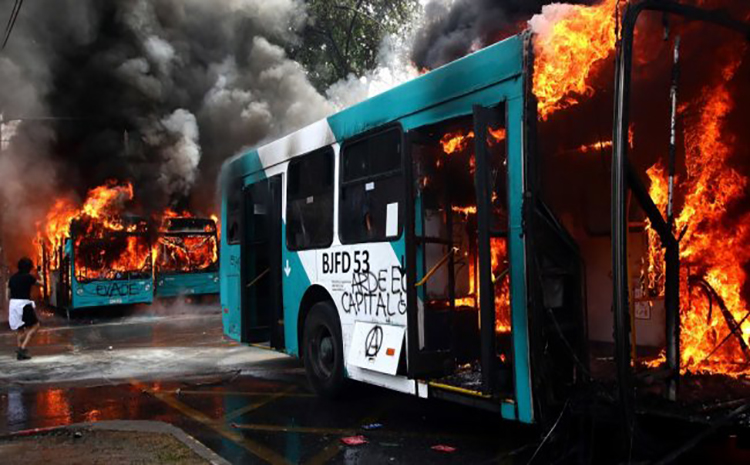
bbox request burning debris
[35,182,219,300]
[644,43,750,376]
[155,212,219,275]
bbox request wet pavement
[0,304,538,464]
[4,304,748,464]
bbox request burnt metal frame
[473,104,497,394]
[405,129,459,377]
[612,0,750,429]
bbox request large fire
[531,0,619,120]
[37,182,151,284]
[156,212,219,274]
[441,127,511,333]
[528,0,750,379]
[37,183,219,291]
[645,49,750,376]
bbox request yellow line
[173,389,314,398]
[428,381,493,398]
[305,442,343,465]
[223,387,295,422]
[132,380,291,465]
[302,402,385,465]
[232,423,357,436]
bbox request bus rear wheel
[303,302,347,398]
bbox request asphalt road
[3,303,749,464]
[0,304,538,464]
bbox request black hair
[17,257,33,274]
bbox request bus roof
[221,32,526,181]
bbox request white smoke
[528,3,578,37]
[326,33,422,110]
[154,109,201,197]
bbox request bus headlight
[76,288,84,296]
[158,280,164,286]
[213,277,219,283]
[145,284,151,291]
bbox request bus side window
[287,147,335,250]
[226,178,243,245]
[339,128,403,244]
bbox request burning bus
[38,183,154,314]
[221,0,749,439]
[154,214,220,299]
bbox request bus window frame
[286,145,336,251]
[338,124,405,245]
[226,177,244,245]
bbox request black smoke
[411,0,596,71]
[0,0,333,258]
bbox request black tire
[303,301,347,398]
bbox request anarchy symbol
[364,325,384,358]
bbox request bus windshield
[74,233,152,282]
[156,233,219,273]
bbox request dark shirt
[9,272,36,300]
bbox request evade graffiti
[340,266,406,317]
[94,282,142,297]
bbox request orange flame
[36,181,153,283]
[155,217,219,273]
[578,139,613,153]
[440,127,507,155]
[531,0,619,120]
[645,51,750,375]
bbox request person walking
[8,257,40,360]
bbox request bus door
[472,104,512,395]
[241,175,284,349]
[405,131,456,377]
[405,104,512,395]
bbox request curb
[0,420,230,465]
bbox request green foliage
[292,0,420,90]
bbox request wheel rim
[311,326,335,380]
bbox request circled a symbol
[365,326,384,357]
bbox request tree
[292,0,420,91]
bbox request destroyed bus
[219,0,750,431]
[40,216,154,315]
[38,183,155,315]
[154,216,220,299]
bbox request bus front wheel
[303,302,347,398]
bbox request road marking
[132,380,291,465]
[223,387,296,422]
[302,402,385,465]
[231,423,357,435]
[173,389,314,398]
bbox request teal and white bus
[219,1,750,426]
[219,32,581,424]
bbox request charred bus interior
[405,102,586,411]
[42,215,153,310]
[155,216,220,298]
[528,0,750,437]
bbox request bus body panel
[220,34,535,422]
[71,278,153,309]
[155,272,219,298]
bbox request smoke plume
[411,0,596,70]
[0,0,334,259]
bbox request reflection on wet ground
[0,306,537,464]
[0,367,536,464]
[5,305,748,463]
